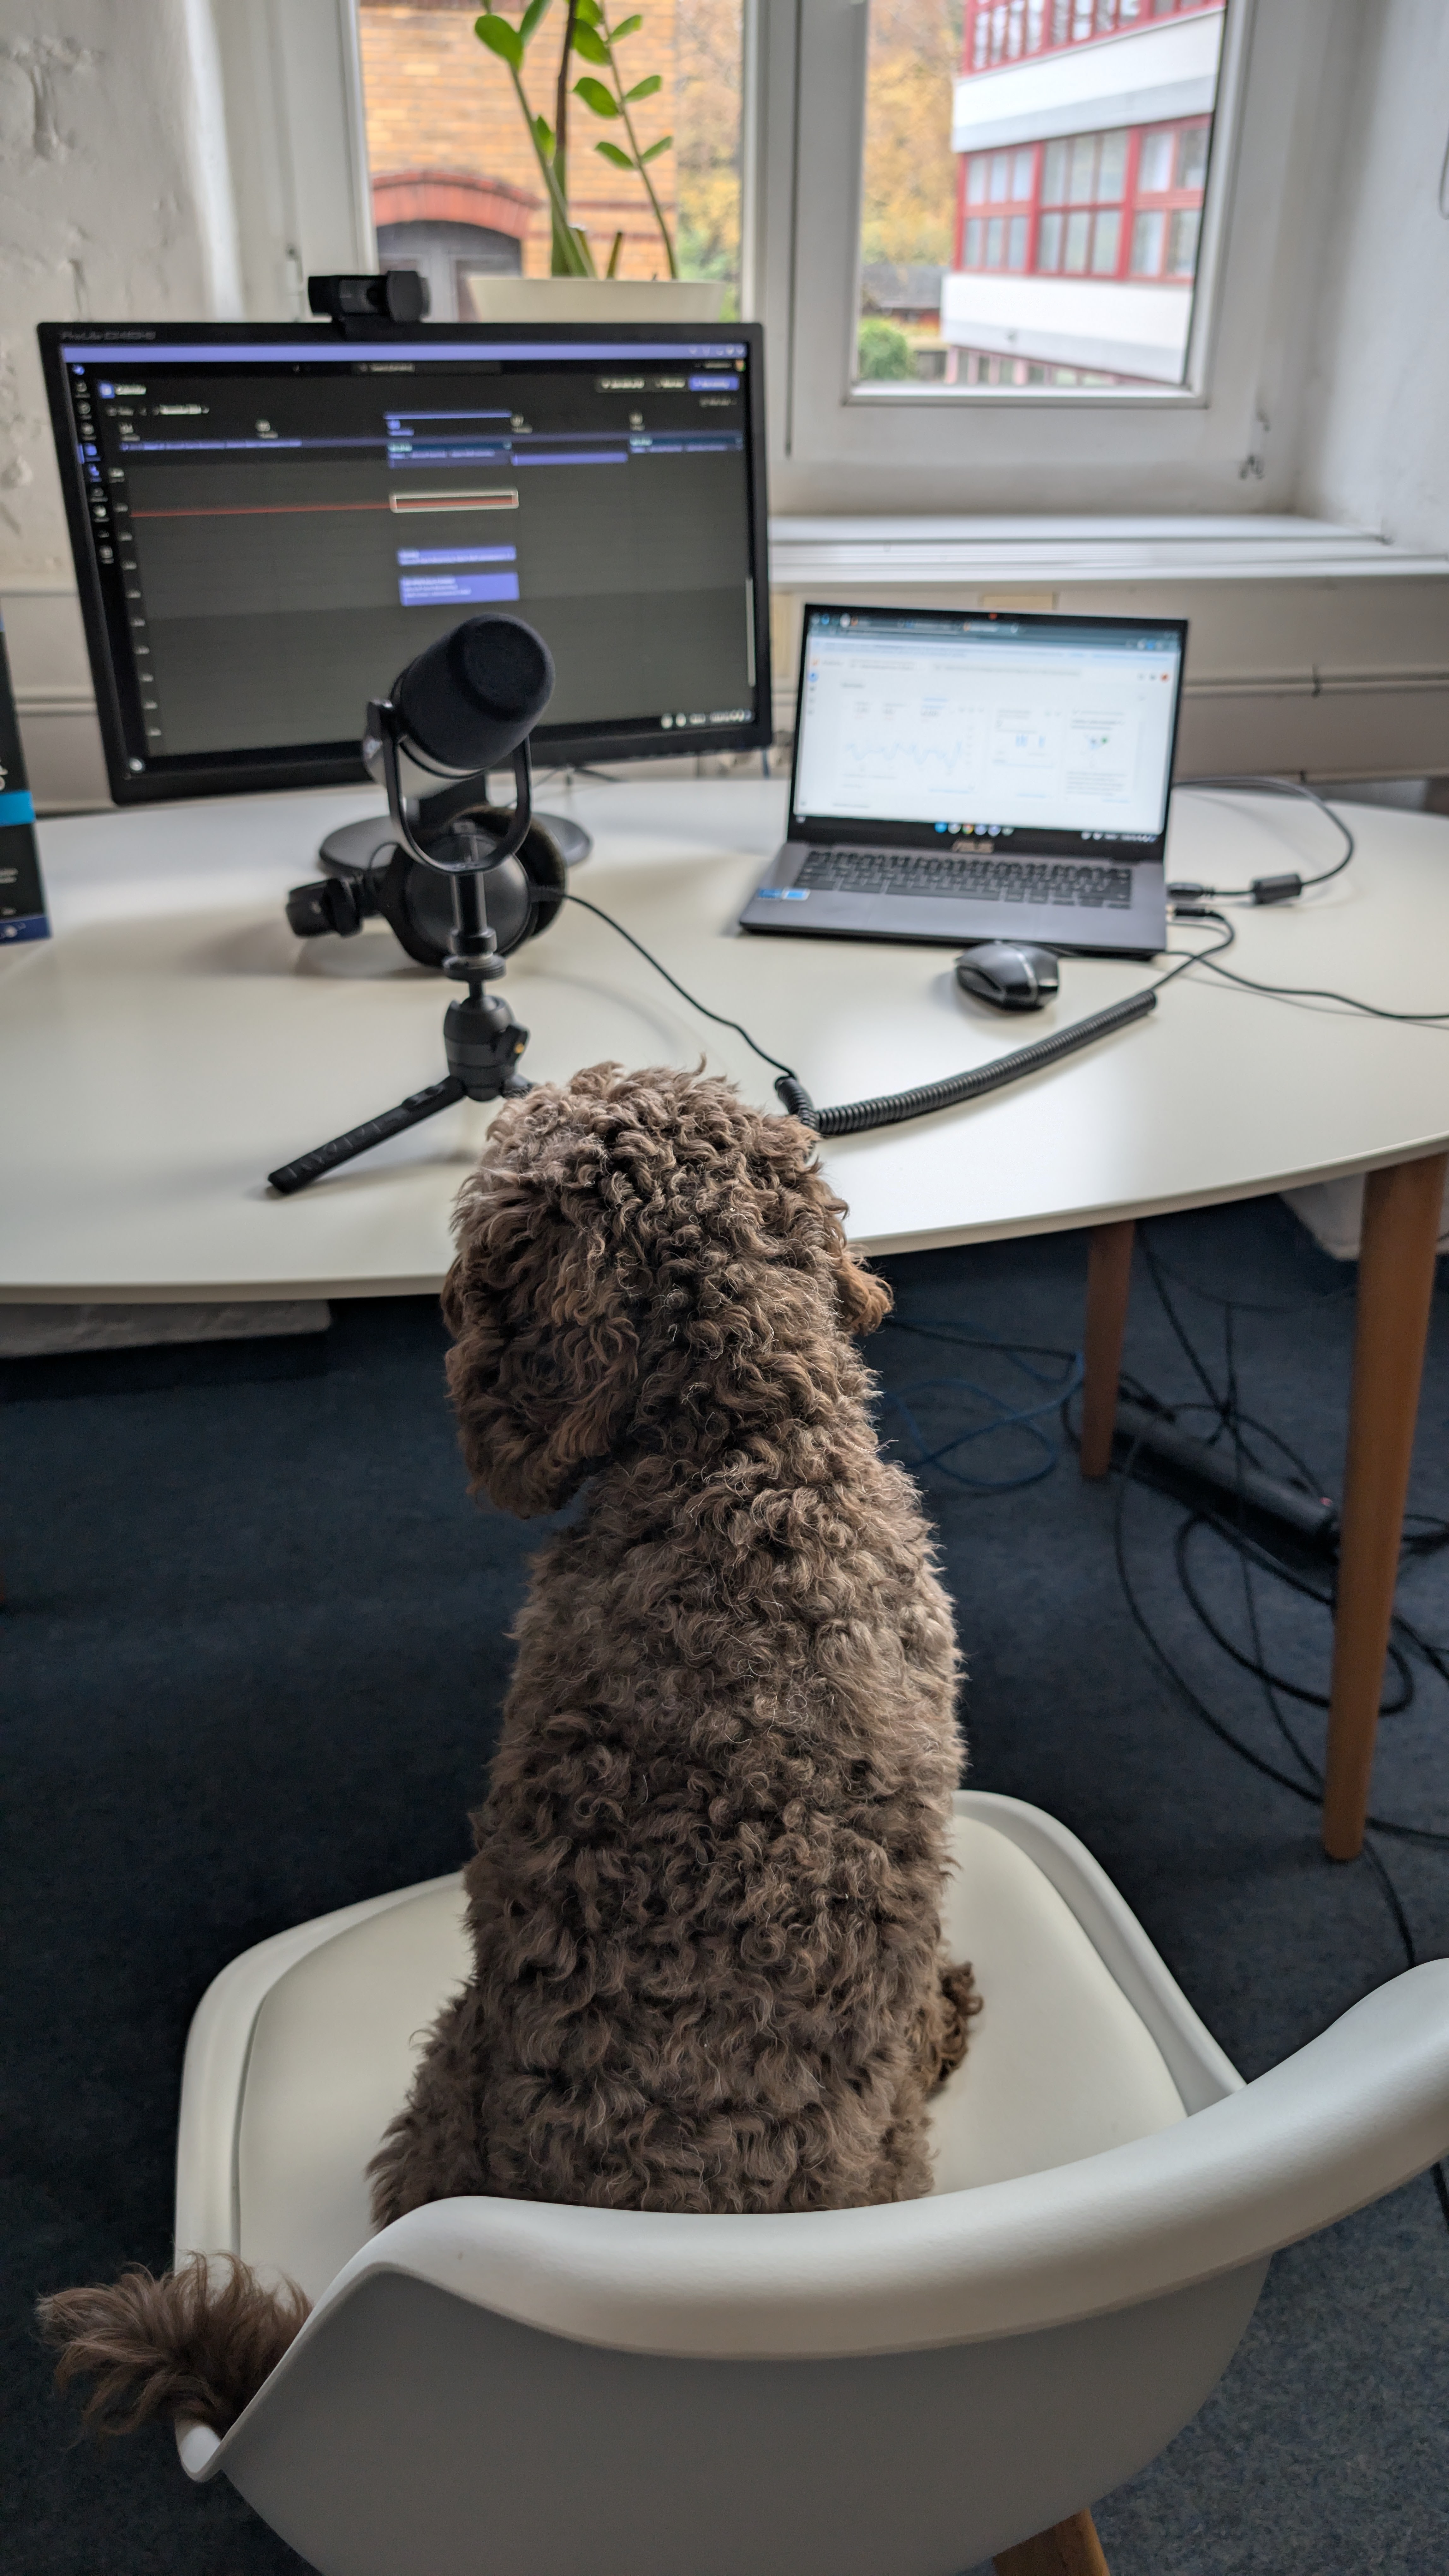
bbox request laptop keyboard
[796,847,1134,910]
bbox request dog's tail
[37,2254,309,2436]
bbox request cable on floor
[1060,1228,1449,2238]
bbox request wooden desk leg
[1323,1150,1448,1860]
[995,2507,1111,2576]
[1080,1219,1136,1479]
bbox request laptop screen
[790,606,1186,854]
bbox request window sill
[766,516,1449,589]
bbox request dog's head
[441,1064,891,1515]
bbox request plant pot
[461,277,728,324]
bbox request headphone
[285,811,569,969]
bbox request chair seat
[233,1814,1186,2302]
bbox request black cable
[1184,946,1449,1027]
[1169,775,1356,904]
[543,881,1236,1142]
[1174,1516,1415,1715]
[775,919,1237,1138]
[1135,1236,1354,1318]
[557,889,800,1080]
[776,989,1159,1136]
[1064,1377,1449,1853]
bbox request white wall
[1296,0,1449,552]
[0,3,236,581]
[0,0,373,802]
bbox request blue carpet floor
[5,1195,1449,2574]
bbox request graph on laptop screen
[792,608,1184,848]
[39,321,770,802]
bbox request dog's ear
[748,1109,893,1339]
[830,1241,892,1338]
[442,1172,640,1518]
[776,1140,891,1338]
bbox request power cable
[1169,775,1356,905]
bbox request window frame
[747,0,1347,514]
[261,0,1344,520]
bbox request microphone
[391,613,554,773]
[366,611,556,879]
[268,612,558,1195]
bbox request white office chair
[170,1792,1449,2576]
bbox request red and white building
[940,0,1226,386]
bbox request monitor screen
[40,320,770,803]
[791,605,1186,855]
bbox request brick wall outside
[359,3,680,280]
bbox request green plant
[475,3,592,275]
[856,317,914,381]
[473,1,677,281]
[570,1,676,278]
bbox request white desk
[7,775,1449,1857]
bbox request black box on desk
[0,614,49,946]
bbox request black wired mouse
[954,940,1060,1012]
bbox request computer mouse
[954,941,1060,1012]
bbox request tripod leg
[268,1075,467,1196]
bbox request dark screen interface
[61,338,757,772]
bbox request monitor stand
[317,809,592,877]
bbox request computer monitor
[39,319,771,805]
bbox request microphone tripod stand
[268,720,536,1198]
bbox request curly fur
[41,1064,976,2435]
[36,2257,307,2436]
[370,1063,975,2217]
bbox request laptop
[739,603,1186,958]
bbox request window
[959,117,1210,295]
[856,0,1227,391]
[245,0,1342,515]
[355,2,744,318]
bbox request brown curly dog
[41,1064,976,2436]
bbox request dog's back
[370,1065,973,2219]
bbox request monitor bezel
[39,317,772,808]
[786,601,1190,864]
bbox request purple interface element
[396,545,517,566]
[399,569,521,606]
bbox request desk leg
[995,2508,1111,2576]
[1080,1220,1135,1479]
[1323,1151,1448,1860]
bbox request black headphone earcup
[373,843,450,967]
[517,820,567,937]
[372,823,568,969]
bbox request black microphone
[391,613,555,773]
[270,613,556,1195]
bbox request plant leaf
[623,72,661,102]
[612,12,642,34]
[572,23,611,63]
[594,138,635,167]
[520,0,552,39]
[474,15,524,72]
[638,132,672,163]
[573,75,619,116]
[533,112,555,155]
[574,0,602,21]
[605,228,625,277]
